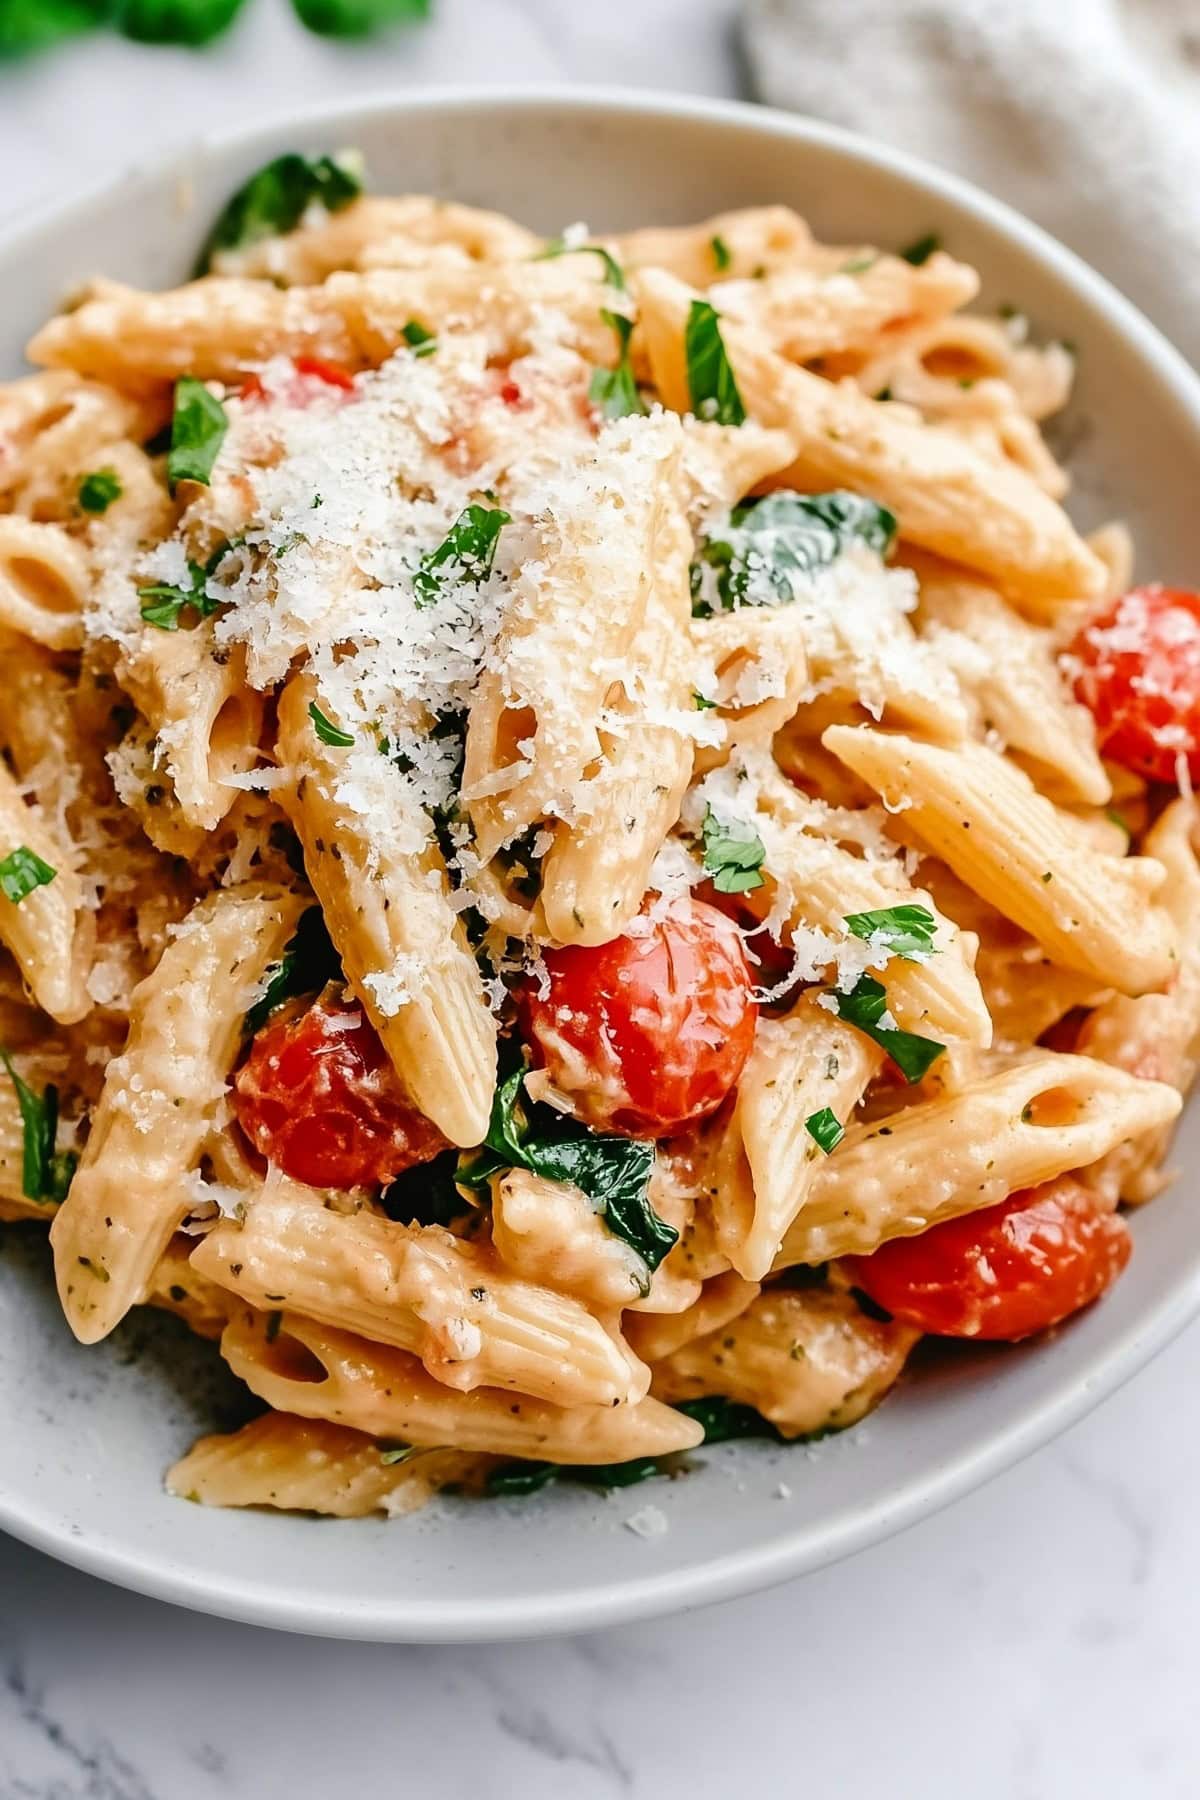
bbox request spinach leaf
[77,469,122,514]
[831,973,945,1084]
[691,489,898,617]
[380,1149,474,1229]
[0,1051,75,1203]
[166,377,228,494]
[671,1396,782,1443]
[290,0,428,34]
[115,0,246,45]
[0,846,56,905]
[843,903,938,961]
[413,503,509,608]
[308,701,354,747]
[533,239,626,293]
[684,299,745,427]
[195,151,364,272]
[588,310,646,421]
[460,1069,675,1278]
[485,1455,662,1498]
[804,1107,844,1155]
[701,804,765,895]
[244,904,341,1035]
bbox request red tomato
[233,994,445,1189]
[843,1176,1131,1341]
[1068,585,1200,781]
[520,898,757,1137]
[239,357,357,406]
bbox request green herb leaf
[114,0,246,46]
[380,1149,475,1229]
[166,377,228,493]
[195,151,365,272]
[137,541,231,631]
[378,1442,418,1466]
[401,318,437,358]
[900,233,941,266]
[485,1455,663,1498]
[290,0,428,34]
[308,701,354,748]
[691,489,898,616]
[685,299,745,427]
[843,903,938,961]
[461,1068,676,1279]
[701,804,765,895]
[840,253,878,274]
[533,238,626,292]
[0,0,108,56]
[671,1396,782,1444]
[805,1107,844,1155]
[0,846,56,905]
[77,469,122,514]
[244,905,341,1036]
[710,233,732,272]
[587,309,646,421]
[485,1461,561,1497]
[413,503,510,608]
[692,690,717,710]
[831,973,945,1083]
[0,1051,74,1203]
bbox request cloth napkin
[741,0,1200,367]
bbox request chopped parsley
[900,232,941,266]
[137,540,231,630]
[692,690,718,710]
[308,701,354,747]
[458,1067,676,1282]
[700,805,765,895]
[0,846,56,905]
[401,318,437,357]
[77,468,122,514]
[690,489,898,617]
[710,233,732,272]
[0,1051,75,1204]
[843,903,938,961]
[413,503,509,608]
[194,150,365,273]
[684,299,745,427]
[804,1107,844,1155]
[165,377,228,494]
[588,310,646,420]
[831,974,945,1084]
[533,238,626,292]
[244,905,341,1036]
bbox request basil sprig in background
[1,0,429,56]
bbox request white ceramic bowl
[4,89,1200,1643]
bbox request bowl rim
[5,82,1200,1643]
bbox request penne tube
[0,759,92,1024]
[0,516,87,650]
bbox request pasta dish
[1,152,1195,1518]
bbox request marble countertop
[3,3,1200,1793]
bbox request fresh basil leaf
[114,0,245,45]
[137,543,229,631]
[588,309,646,421]
[804,1107,844,1155]
[307,701,354,747]
[290,0,428,35]
[77,469,122,514]
[381,1149,474,1228]
[401,318,437,357]
[244,905,341,1036]
[831,973,945,1083]
[0,846,56,905]
[691,489,898,617]
[671,1396,782,1444]
[195,151,365,272]
[843,903,938,962]
[413,503,509,608]
[701,804,765,895]
[166,378,228,493]
[0,1050,73,1203]
[684,299,745,427]
[710,233,732,272]
[463,1068,676,1278]
[0,0,107,55]
[901,233,941,266]
[533,238,626,293]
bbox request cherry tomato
[842,1176,1131,1341]
[239,356,357,406]
[1068,585,1200,782]
[520,897,757,1137]
[233,993,445,1189]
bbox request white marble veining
[3,4,1200,1793]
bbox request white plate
[3,89,1200,1643]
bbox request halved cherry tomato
[233,993,445,1189]
[239,356,357,406]
[1068,585,1200,782]
[842,1176,1131,1341]
[520,897,757,1137]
